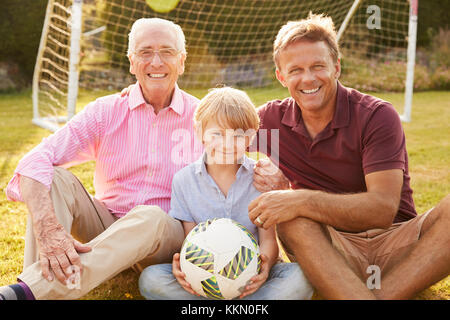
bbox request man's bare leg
[374,195,450,300]
[277,217,376,300]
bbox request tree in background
[0,0,47,86]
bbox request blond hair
[194,87,259,133]
[273,12,340,70]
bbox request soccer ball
[179,218,260,300]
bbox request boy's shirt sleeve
[168,171,195,222]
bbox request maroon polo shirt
[252,81,416,223]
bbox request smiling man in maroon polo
[249,13,450,299]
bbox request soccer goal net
[33,0,417,131]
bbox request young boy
[139,87,313,300]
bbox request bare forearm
[19,175,59,234]
[258,227,279,268]
[296,189,398,232]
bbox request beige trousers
[18,167,184,300]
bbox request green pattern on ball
[185,242,214,273]
[201,276,224,300]
[219,246,255,279]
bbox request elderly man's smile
[148,73,168,79]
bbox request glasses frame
[133,47,181,62]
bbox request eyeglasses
[133,48,180,61]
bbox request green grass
[0,88,448,300]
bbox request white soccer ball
[179,218,260,300]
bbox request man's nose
[302,69,315,83]
[150,52,164,67]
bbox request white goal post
[32,0,418,132]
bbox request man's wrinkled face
[276,39,340,114]
[129,27,185,104]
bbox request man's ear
[178,53,186,75]
[128,54,136,75]
[334,58,341,79]
[275,68,287,88]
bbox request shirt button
[148,171,153,177]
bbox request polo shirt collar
[128,82,184,116]
[280,98,301,128]
[280,80,350,129]
[331,81,350,129]
[194,152,253,175]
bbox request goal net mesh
[35,0,410,127]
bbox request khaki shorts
[325,210,432,282]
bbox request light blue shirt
[169,153,261,241]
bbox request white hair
[127,18,186,56]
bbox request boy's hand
[172,253,200,297]
[239,254,270,299]
[119,84,134,97]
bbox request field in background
[0,88,448,299]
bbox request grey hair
[127,18,186,56]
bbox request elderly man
[249,13,450,299]
[0,18,201,300]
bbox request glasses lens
[136,48,178,61]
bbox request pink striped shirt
[6,83,203,217]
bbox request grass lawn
[0,87,448,300]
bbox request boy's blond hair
[273,12,340,70]
[194,87,259,133]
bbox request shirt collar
[331,81,350,129]
[194,152,253,175]
[128,82,184,116]
[280,80,350,129]
[280,98,301,128]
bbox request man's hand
[239,254,270,299]
[249,189,305,229]
[35,219,91,284]
[253,159,290,193]
[172,253,200,296]
[20,175,92,285]
[119,84,134,97]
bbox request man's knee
[438,195,450,217]
[52,166,78,186]
[124,205,182,251]
[277,217,330,258]
[437,196,450,226]
[50,166,82,204]
[422,195,450,234]
[126,205,171,227]
[277,217,325,244]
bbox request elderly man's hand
[35,218,91,284]
[119,84,134,97]
[248,189,307,229]
[253,158,290,193]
